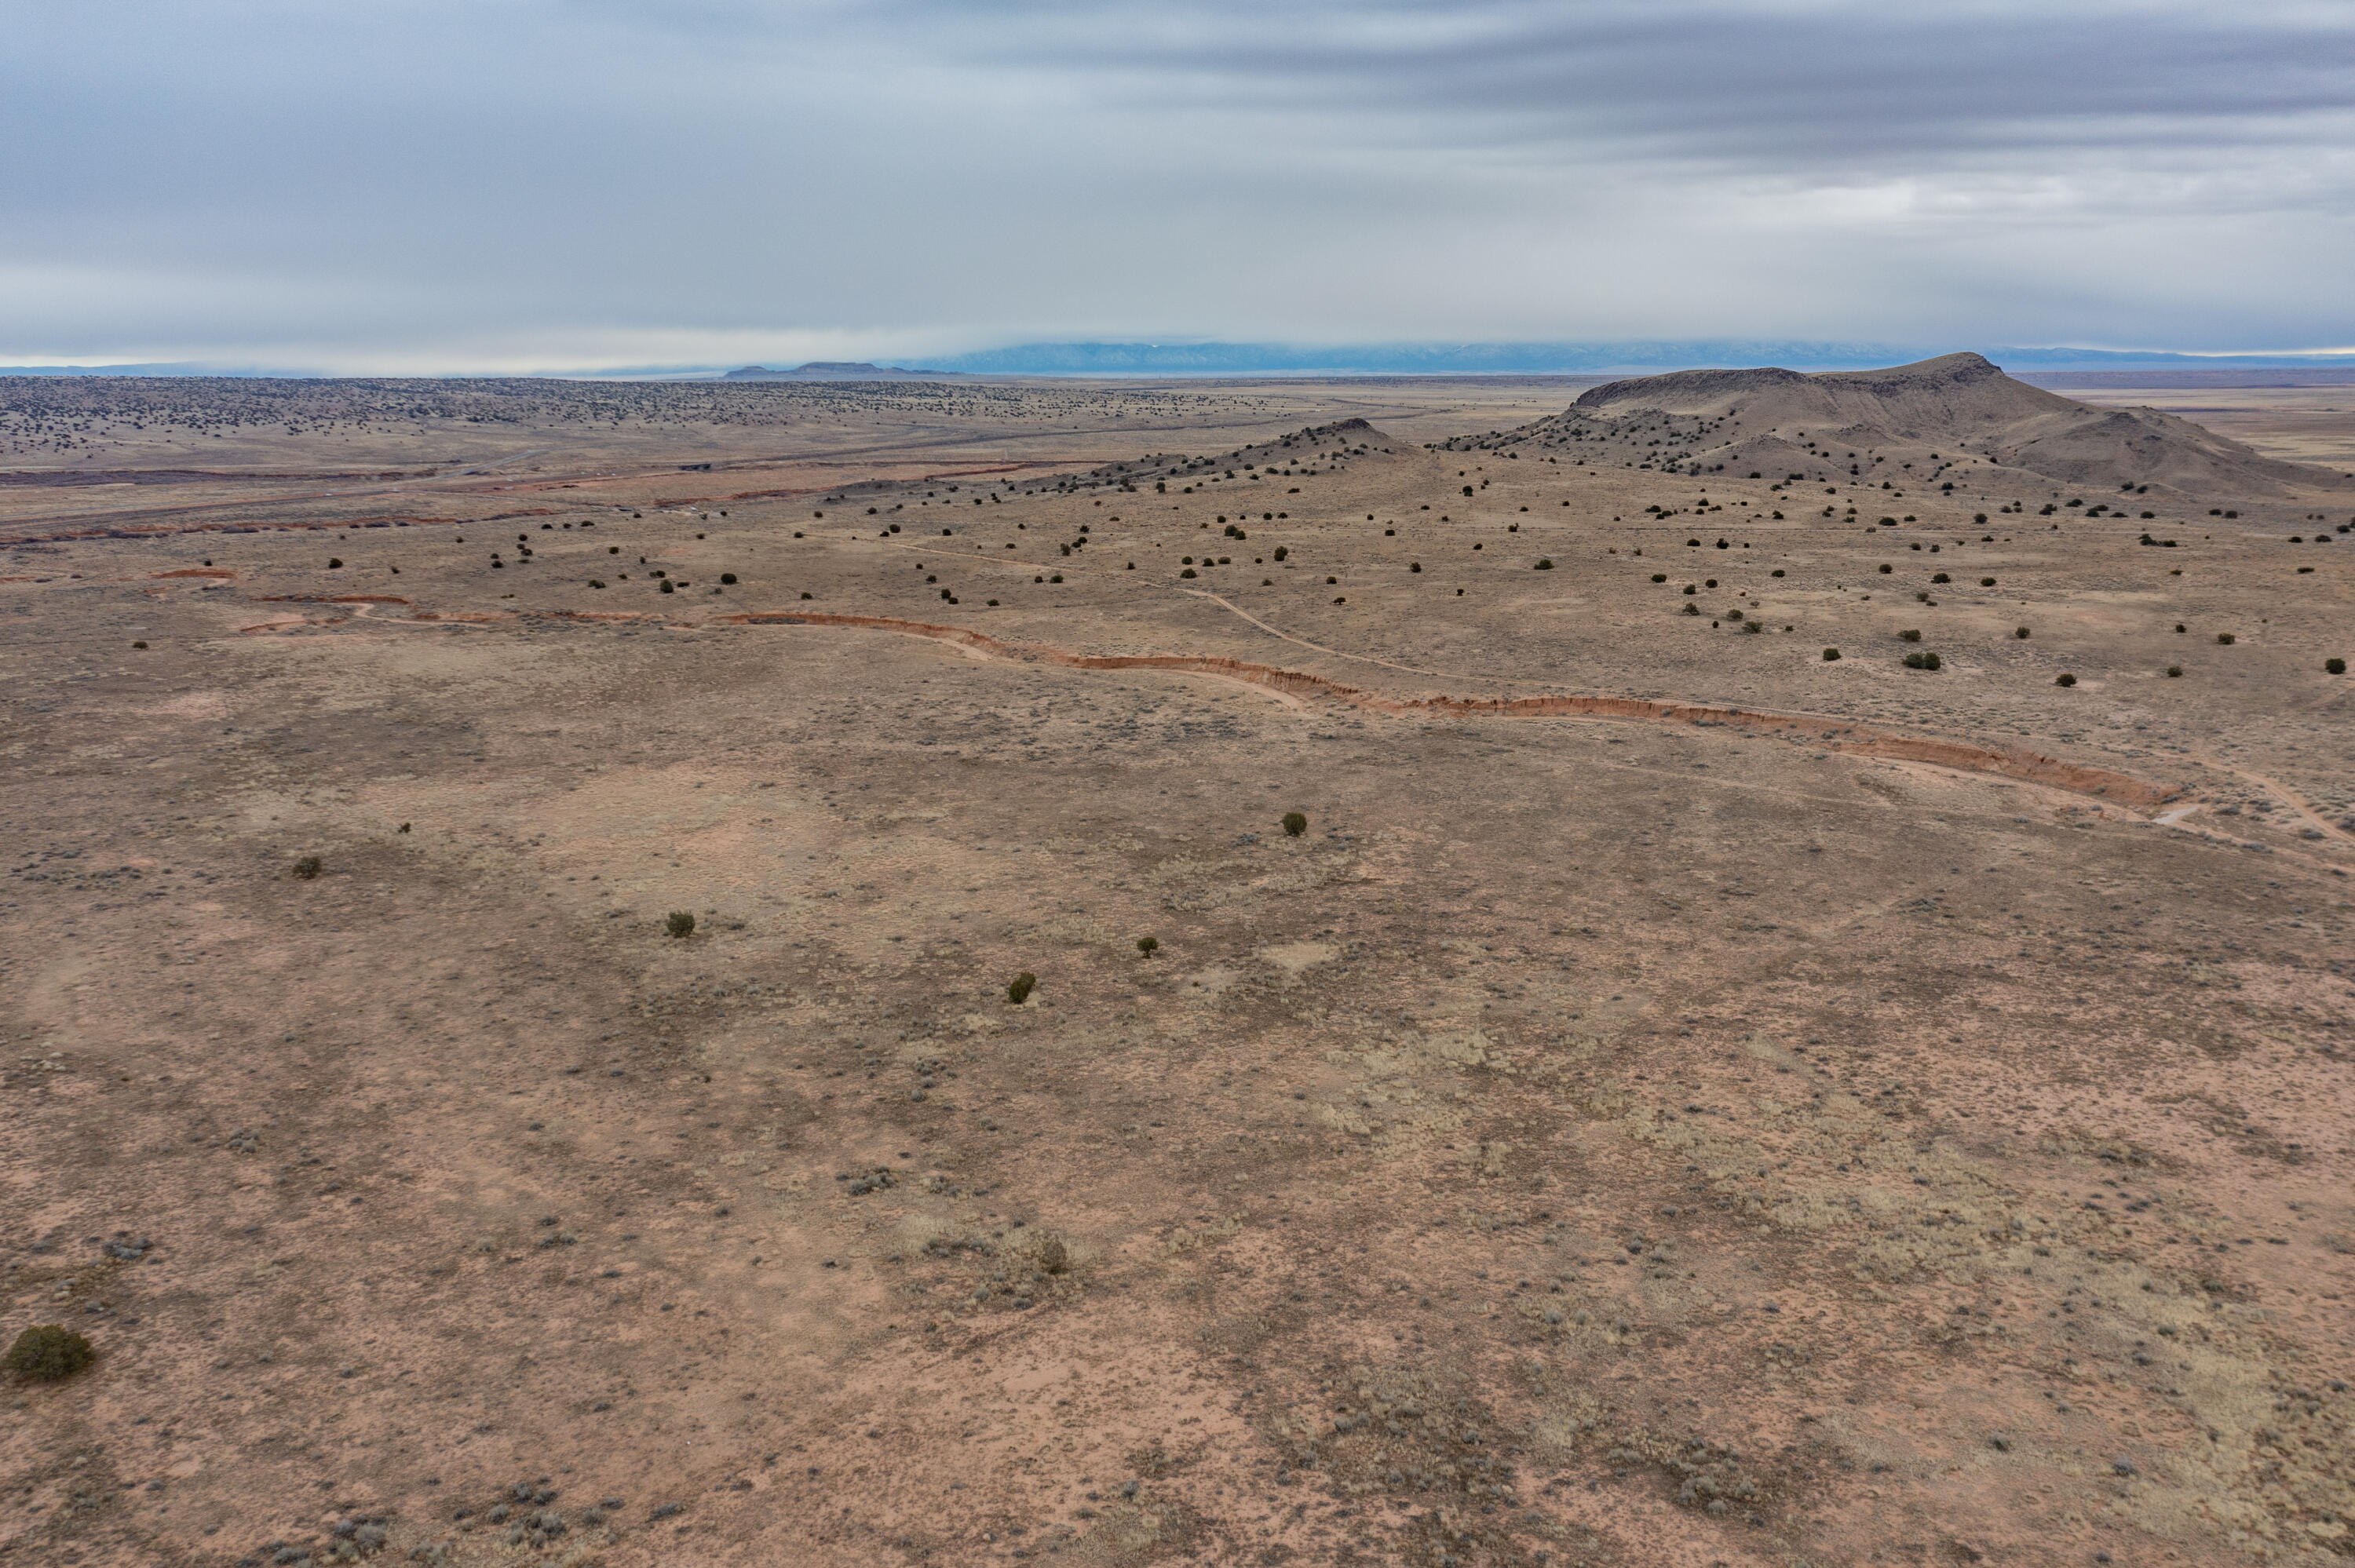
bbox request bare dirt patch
[4,368,2353,1566]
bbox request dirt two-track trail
[714,608,2187,813]
[3,365,2353,1568]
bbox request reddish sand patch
[236,616,339,634]
[2,508,559,546]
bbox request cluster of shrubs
[5,1325,93,1381]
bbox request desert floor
[3,374,2352,1568]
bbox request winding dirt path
[2183,753,2354,844]
[714,608,2188,812]
[237,593,2355,847]
[1177,588,1456,678]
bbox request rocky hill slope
[1439,352,2351,498]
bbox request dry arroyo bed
[2,371,2353,1568]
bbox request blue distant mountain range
[894,341,2355,377]
[8,341,2355,380]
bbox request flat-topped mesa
[1572,351,1992,406]
[721,362,945,379]
[1462,352,2350,498]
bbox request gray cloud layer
[4,1,2351,371]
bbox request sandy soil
[2,374,2353,1568]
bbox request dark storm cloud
[2,1,2351,370]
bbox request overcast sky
[5,0,2353,372]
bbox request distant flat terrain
[2033,382,2355,472]
[2,369,2352,1568]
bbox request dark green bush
[720,573,737,585]
[666,910,696,939]
[1931,572,1951,584]
[1281,811,1308,837]
[1899,628,1922,642]
[1903,651,1941,670]
[2328,658,2347,675]
[1878,563,1892,574]
[290,855,322,881]
[5,1325,94,1383]
[1822,647,1841,662]
[2016,627,2030,639]
[1272,546,1288,562]
[2055,673,2077,687]
[1137,935,1158,954]
[1651,573,1667,582]
[1979,577,1995,587]
[2167,665,2183,677]
[2216,633,2235,645]
[1535,558,1553,570]
[1007,972,1037,1005]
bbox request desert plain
[2,357,2353,1568]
